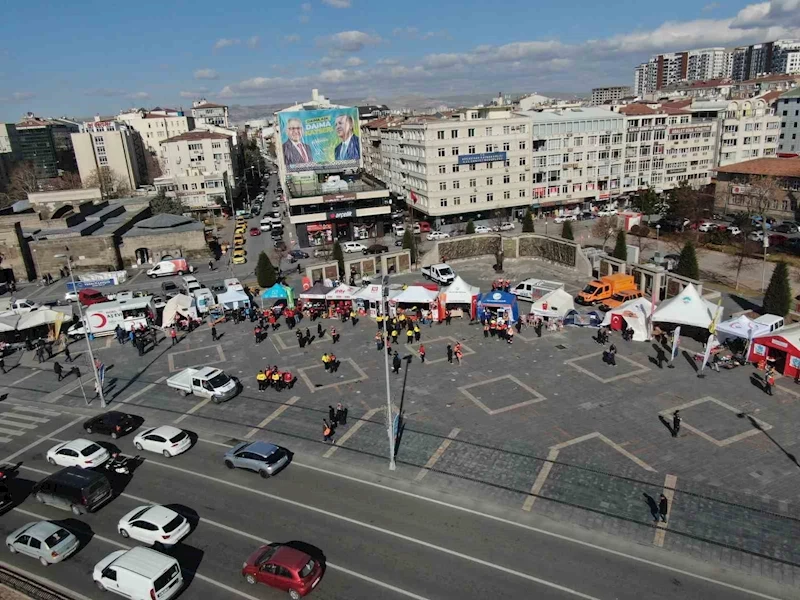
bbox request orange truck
[575,273,637,306]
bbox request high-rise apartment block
[71,117,148,193]
[191,99,230,128]
[777,87,800,156]
[14,113,78,179]
[591,86,632,106]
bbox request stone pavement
[3,258,800,587]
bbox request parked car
[249,227,261,236]
[427,231,450,240]
[224,441,289,478]
[274,240,288,251]
[83,411,138,439]
[46,439,109,469]
[342,241,367,253]
[554,215,577,224]
[117,505,191,548]
[78,289,111,306]
[242,543,324,598]
[133,426,192,457]
[6,521,80,566]
[314,248,332,259]
[93,547,183,600]
[393,225,406,237]
[749,230,765,242]
[161,281,179,298]
[474,225,492,234]
[363,244,388,255]
[289,250,309,260]
[232,249,247,265]
[727,226,743,236]
[773,223,798,234]
[496,222,516,231]
[698,222,717,233]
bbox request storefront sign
[458,151,507,165]
[322,192,357,203]
[328,209,354,219]
[307,223,332,233]
[668,125,712,135]
[666,167,686,174]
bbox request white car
[474,225,492,234]
[117,505,190,548]
[496,222,516,231]
[64,291,78,303]
[46,439,109,469]
[427,231,451,240]
[698,222,717,233]
[727,226,743,236]
[554,215,577,224]
[394,225,406,237]
[342,241,367,253]
[598,208,618,217]
[749,230,765,241]
[133,426,192,457]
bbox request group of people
[321,352,340,372]
[491,279,512,292]
[482,315,521,344]
[446,343,464,365]
[255,366,295,391]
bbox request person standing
[414,324,421,342]
[375,331,383,351]
[446,344,453,364]
[328,405,338,427]
[211,324,218,341]
[391,327,398,345]
[115,325,124,344]
[256,370,266,391]
[765,366,775,396]
[305,327,311,344]
[322,353,330,372]
[170,327,178,346]
[445,310,452,326]
[672,410,681,438]
[350,310,357,327]
[0,356,5,374]
[323,419,335,444]
[331,327,339,344]
[208,259,214,271]
[392,351,402,374]
[36,343,45,364]
[454,343,463,365]
[54,361,64,382]
[336,402,347,425]
[419,344,426,364]
[659,494,669,523]
[63,344,72,363]
[607,343,617,367]
[406,328,414,345]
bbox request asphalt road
[0,413,793,600]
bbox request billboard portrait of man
[282,118,313,166]
[334,114,360,161]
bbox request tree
[332,240,345,277]
[83,167,130,199]
[402,229,417,263]
[763,261,791,316]
[489,209,505,231]
[149,189,187,215]
[612,230,627,261]
[561,220,574,240]
[256,251,277,288]
[665,181,714,243]
[631,187,661,224]
[725,213,758,291]
[593,216,618,252]
[674,241,700,280]
[143,151,163,182]
[7,161,39,200]
[465,220,476,235]
[522,209,535,233]
[52,171,83,191]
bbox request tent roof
[600,297,653,328]
[478,290,517,305]
[0,315,18,332]
[353,284,383,302]
[261,284,290,299]
[716,314,766,339]
[16,308,74,331]
[443,276,480,296]
[753,323,800,354]
[217,289,249,303]
[326,284,359,300]
[652,284,719,329]
[392,286,439,304]
[299,282,333,299]
[529,288,575,318]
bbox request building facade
[778,87,800,156]
[117,108,195,155]
[191,100,230,128]
[686,48,728,81]
[591,86,632,106]
[714,157,800,220]
[717,97,781,166]
[71,118,147,192]
[15,114,78,179]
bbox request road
[0,409,792,600]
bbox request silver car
[224,441,288,478]
[6,521,79,566]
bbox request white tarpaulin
[216,289,250,310]
[392,286,439,305]
[353,285,384,302]
[652,283,720,329]
[0,315,19,332]
[16,309,73,331]
[529,288,575,319]
[715,314,773,340]
[441,276,480,305]
[600,297,653,342]
[162,294,196,327]
[326,284,359,301]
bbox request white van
[146,258,192,278]
[68,297,155,338]
[181,275,201,294]
[94,547,182,600]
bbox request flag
[700,333,715,373]
[409,190,418,204]
[95,359,105,384]
[670,326,681,364]
[709,297,722,334]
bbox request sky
[1,0,800,121]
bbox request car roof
[24,521,63,539]
[245,441,280,456]
[144,425,183,438]
[273,546,311,571]
[59,438,97,452]
[137,505,179,526]
[110,546,177,575]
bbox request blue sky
[1,0,798,121]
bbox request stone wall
[0,226,30,281]
[119,230,210,266]
[436,234,502,264]
[30,235,121,275]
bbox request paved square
[458,375,546,415]
[564,351,651,383]
[167,344,226,372]
[659,396,773,447]
[405,336,475,364]
[297,358,369,393]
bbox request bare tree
[7,161,39,200]
[83,167,131,199]
[666,181,715,244]
[143,152,162,182]
[724,214,759,291]
[592,216,619,252]
[52,171,83,191]
[489,209,505,231]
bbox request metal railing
[0,565,74,600]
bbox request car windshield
[44,528,71,548]
[300,559,315,578]
[80,443,102,456]
[582,284,599,294]
[154,565,180,591]
[169,431,188,443]
[163,515,184,533]
[439,268,453,276]
[208,372,230,387]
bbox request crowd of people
[255,365,295,391]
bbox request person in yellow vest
[256,370,267,391]
[376,314,384,330]
[406,328,414,343]
[271,369,282,390]
[413,324,421,342]
[322,353,330,371]
[350,310,357,327]
[398,314,406,325]
[391,327,399,344]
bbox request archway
[51,205,74,219]
[135,248,150,265]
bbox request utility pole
[382,276,396,471]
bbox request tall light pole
[381,275,396,471]
[55,253,106,408]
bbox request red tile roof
[161,131,231,144]
[16,116,53,128]
[759,90,783,104]
[193,102,227,109]
[717,157,800,178]
[618,104,659,115]
[740,74,800,85]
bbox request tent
[716,314,779,341]
[529,288,575,319]
[749,324,800,377]
[652,284,721,329]
[16,309,73,331]
[476,290,520,324]
[161,294,196,327]
[326,284,359,302]
[0,315,19,332]
[354,284,385,318]
[392,286,439,305]
[439,276,479,320]
[217,289,251,310]
[261,284,295,307]
[601,297,653,342]
[299,282,331,301]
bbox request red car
[249,227,261,236]
[242,544,323,599]
[78,288,110,306]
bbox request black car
[274,240,287,251]
[161,281,179,298]
[289,250,309,259]
[394,239,403,247]
[83,412,138,439]
[364,244,389,255]
[270,228,283,239]
[272,201,280,208]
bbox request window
[451,147,459,155]
[486,177,493,186]
[438,165,446,174]
[573,137,583,147]
[485,127,493,136]
[588,136,597,146]
[504,190,511,199]
[519,141,526,150]
[519,173,526,182]
[451,130,458,138]
[573,151,583,161]
[438,148,445,157]
[212,142,221,149]
[469,178,476,187]
[468,128,475,137]
[188,143,202,151]
[440,199,447,207]
[469,164,476,171]
[485,144,495,153]
[519,157,526,166]
[548,170,560,182]
[453,196,461,205]
[213,153,222,160]
[486,192,494,201]
[437,131,445,139]
[503,126,510,134]
[453,180,460,189]
[470,194,477,203]
[503,142,510,152]
[439,182,447,191]
[468,145,476,154]
[503,175,510,184]
[519,189,526,197]
[600,134,610,145]
[452,164,460,173]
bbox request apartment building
[634,53,688,96]
[686,48,728,81]
[117,108,195,154]
[15,113,78,179]
[154,131,234,211]
[716,96,781,166]
[191,99,229,128]
[71,117,147,192]
[778,87,800,156]
[591,86,632,106]
[0,123,20,192]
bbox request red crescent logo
[91,313,108,329]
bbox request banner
[279,108,361,172]
[700,333,715,374]
[670,326,681,365]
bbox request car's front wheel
[224,460,234,469]
[259,470,270,479]
[245,574,257,585]
[289,589,301,600]
[7,544,16,554]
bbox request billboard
[458,151,507,165]
[279,108,361,172]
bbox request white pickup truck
[0,298,41,317]
[421,263,456,285]
[166,366,239,403]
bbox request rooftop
[193,102,227,109]
[161,130,231,144]
[286,172,387,199]
[516,106,623,122]
[760,90,784,104]
[740,74,800,85]
[717,157,800,178]
[123,213,204,237]
[780,87,800,99]
[618,104,659,116]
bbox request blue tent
[476,290,519,324]
[261,284,295,307]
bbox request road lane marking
[323,407,381,458]
[119,376,168,404]
[145,459,601,599]
[0,419,37,429]
[653,474,678,548]
[415,427,460,481]
[6,370,40,388]
[522,448,559,512]
[0,412,49,423]
[0,417,83,463]
[0,427,26,437]
[9,405,61,417]
[245,396,299,438]
[173,396,213,424]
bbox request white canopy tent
[600,297,653,342]
[652,284,721,329]
[162,294,196,327]
[353,284,384,302]
[216,289,250,310]
[529,288,575,319]
[392,286,439,305]
[715,314,772,340]
[326,284,359,302]
[0,315,19,332]
[15,309,73,331]
[440,276,480,305]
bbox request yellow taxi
[235,224,247,235]
[233,235,245,247]
[232,249,247,264]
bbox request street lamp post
[381,276,396,471]
[55,253,106,408]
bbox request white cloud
[284,34,301,43]
[180,88,210,99]
[344,56,364,66]
[376,58,400,66]
[392,27,448,40]
[213,38,240,51]
[322,0,351,6]
[247,36,260,49]
[129,92,150,100]
[321,30,382,53]
[194,68,219,80]
[10,91,34,101]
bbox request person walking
[376,314,384,330]
[483,321,489,338]
[454,343,463,365]
[375,332,383,351]
[54,361,64,382]
[305,327,311,344]
[350,310,357,327]
[63,344,72,363]
[170,327,178,346]
[391,327,399,345]
[765,366,775,396]
[328,405,338,427]
[419,344,426,364]
[392,351,402,374]
[255,325,263,344]
[208,259,214,271]
[323,419,335,443]
[211,324,218,341]
[331,327,339,344]
[672,410,681,438]
[659,494,669,523]
[36,343,45,364]
[115,325,124,344]
[446,344,453,364]
[336,402,347,425]
[445,310,452,326]
[413,324,421,342]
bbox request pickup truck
[166,366,239,403]
[0,298,41,315]
[421,263,456,285]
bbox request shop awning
[326,284,359,301]
[441,276,480,305]
[354,284,384,302]
[217,289,250,309]
[392,286,439,304]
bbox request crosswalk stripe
[0,420,38,430]
[0,427,27,437]
[0,413,50,423]
[10,406,61,417]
